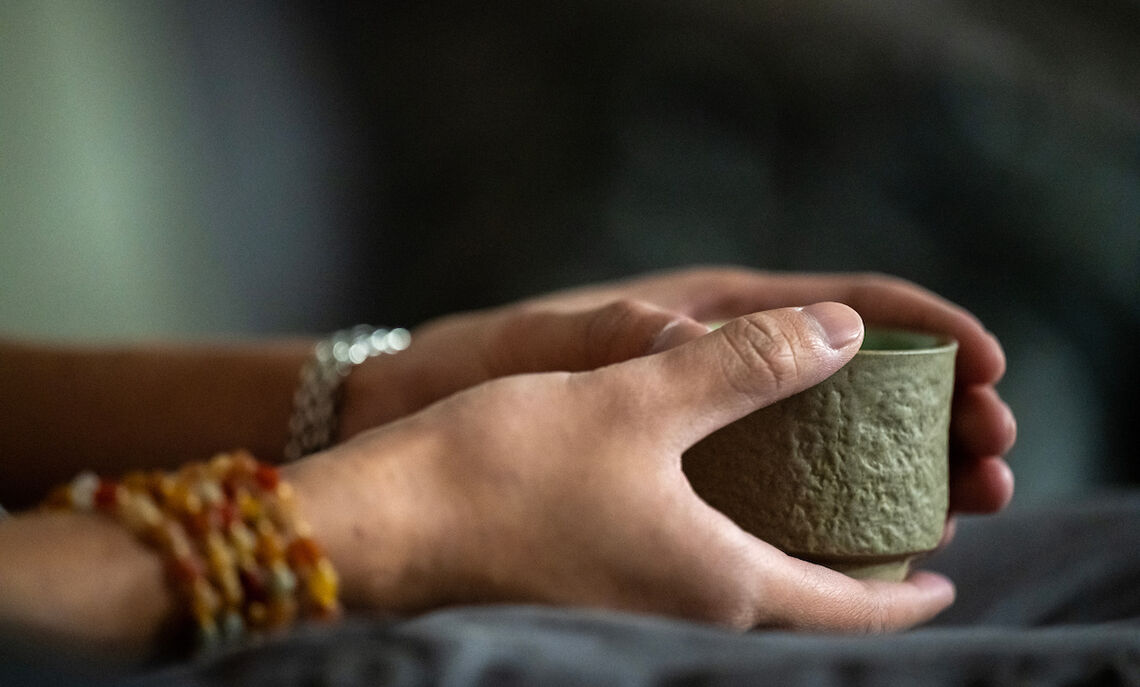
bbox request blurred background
[1,1,1137,505]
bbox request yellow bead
[228,521,257,565]
[206,531,231,566]
[197,479,225,507]
[190,579,221,620]
[122,471,150,492]
[119,493,162,534]
[274,481,295,504]
[306,558,339,609]
[246,601,268,628]
[237,489,261,521]
[168,481,202,516]
[256,525,284,565]
[208,453,234,479]
[220,570,243,607]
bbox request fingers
[624,497,954,633]
[948,385,1016,513]
[952,385,1017,458]
[603,268,1007,388]
[716,272,1005,388]
[937,516,958,550]
[490,300,710,374]
[949,455,1014,513]
[608,303,863,449]
[757,555,956,633]
[649,317,714,354]
[530,267,1005,387]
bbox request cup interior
[859,328,956,353]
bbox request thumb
[615,303,864,449]
[758,556,956,632]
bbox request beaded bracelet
[41,451,339,649]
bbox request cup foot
[825,558,912,582]
[795,552,919,582]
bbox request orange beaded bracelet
[41,451,340,649]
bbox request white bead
[70,471,99,510]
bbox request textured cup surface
[682,329,957,579]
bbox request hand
[337,295,710,438]
[291,304,955,632]
[343,266,1015,515]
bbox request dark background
[2,1,1137,504]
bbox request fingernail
[650,318,711,354]
[908,571,957,605]
[801,302,863,350]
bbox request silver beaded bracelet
[284,325,410,462]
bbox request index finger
[627,268,1005,388]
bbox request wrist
[283,425,452,614]
[335,351,415,441]
[285,326,410,459]
[0,510,175,657]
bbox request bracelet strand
[41,450,339,650]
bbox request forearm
[0,339,309,509]
[0,511,173,659]
[0,436,434,662]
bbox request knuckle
[848,272,918,302]
[844,594,891,634]
[693,265,761,293]
[586,299,667,360]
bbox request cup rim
[857,328,958,355]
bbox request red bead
[184,510,212,539]
[239,566,269,604]
[94,480,120,512]
[167,555,203,587]
[254,464,280,491]
[286,537,322,569]
[219,501,239,528]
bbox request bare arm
[0,510,172,660]
[0,304,958,664]
[1,267,1016,518]
[0,340,312,509]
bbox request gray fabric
[10,494,1134,686]
[926,492,1140,628]
[130,610,1140,687]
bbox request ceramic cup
[682,328,957,581]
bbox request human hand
[336,294,711,439]
[290,303,955,631]
[525,266,1017,516]
[341,266,1013,514]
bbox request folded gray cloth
[10,493,1131,687]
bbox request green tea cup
[683,328,957,581]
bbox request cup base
[824,558,912,582]
[793,553,918,582]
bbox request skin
[0,267,1016,659]
[345,266,1015,514]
